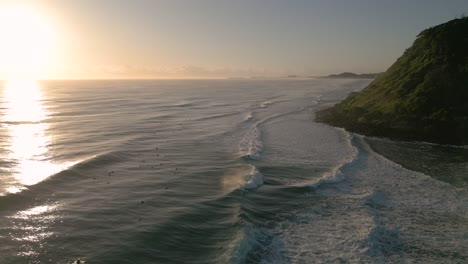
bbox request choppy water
[0,79,466,263]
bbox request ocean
[0,79,466,263]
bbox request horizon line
[1,76,325,82]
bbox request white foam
[239,124,263,159]
[229,224,287,264]
[259,101,272,108]
[243,112,253,122]
[303,130,359,188]
[222,165,264,192]
[241,166,264,190]
[274,136,468,263]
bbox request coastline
[315,106,467,146]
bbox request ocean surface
[0,79,466,263]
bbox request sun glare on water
[0,4,58,80]
[0,81,76,195]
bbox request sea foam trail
[302,130,359,188]
[237,93,324,161]
[239,123,263,160]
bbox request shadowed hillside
[316,17,468,145]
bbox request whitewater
[0,79,466,263]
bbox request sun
[0,4,58,80]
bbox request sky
[1,0,468,79]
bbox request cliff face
[316,17,468,145]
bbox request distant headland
[316,17,468,145]
[227,72,382,80]
[320,72,383,79]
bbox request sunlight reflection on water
[1,80,74,193]
[0,81,79,257]
[7,203,60,255]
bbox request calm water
[0,79,466,263]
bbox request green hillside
[316,17,468,145]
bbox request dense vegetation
[316,17,468,145]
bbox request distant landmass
[316,17,468,145]
[321,72,383,79]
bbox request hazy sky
[2,0,468,79]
